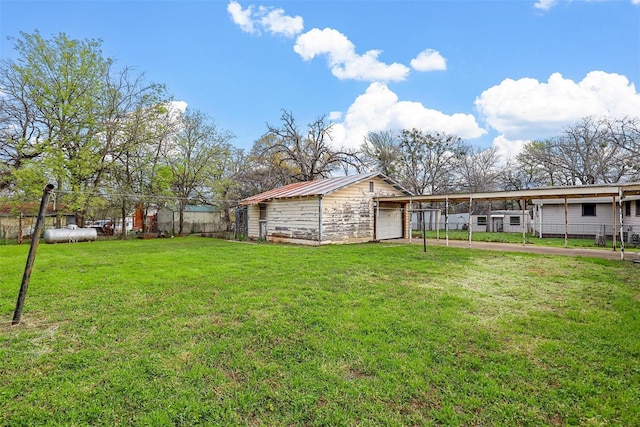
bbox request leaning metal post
[12,184,55,325]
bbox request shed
[471,210,533,233]
[239,173,412,245]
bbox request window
[625,202,631,217]
[477,216,487,226]
[369,181,374,192]
[636,200,640,217]
[582,203,596,217]
[510,216,520,226]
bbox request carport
[375,182,640,261]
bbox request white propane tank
[44,227,97,244]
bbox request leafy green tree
[244,133,300,193]
[207,146,250,231]
[1,31,180,232]
[361,130,401,178]
[4,31,112,225]
[516,139,562,187]
[0,59,45,193]
[397,128,468,195]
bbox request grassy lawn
[1,238,639,426]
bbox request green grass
[1,238,639,426]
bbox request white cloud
[227,1,303,38]
[534,0,559,10]
[491,135,530,162]
[535,0,639,10]
[475,70,640,158]
[169,100,188,110]
[410,49,447,72]
[476,71,640,139]
[328,111,342,121]
[294,28,410,82]
[259,6,304,38]
[227,1,256,34]
[229,2,420,82]
[330,83,486,150]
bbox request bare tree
[262,110,361,182]
[559,116,628,184]
[518,117,632,186]
[458,147,501,193]
[103,75,174,237]
[500,156,545,191]
[608,116,640,157]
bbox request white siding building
[471,210,532,234]
[532,196,640,242]
[239,173,412,245]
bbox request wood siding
[268,198,320,242]
[247,204,260,239]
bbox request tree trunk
[120,201,127,239]
[179,201,185,235]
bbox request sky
[1,0,639,161]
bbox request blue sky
[1,0,639,159]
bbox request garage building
[238,173,412,245]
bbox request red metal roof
[240,173,411,205]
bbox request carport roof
[375,182,640,204]
[240,172,412,205]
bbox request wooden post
[445,196,449,247]
[12,184,55,325]
[408,197,413,243]
[422,206,427,253]
[318,196,323,244]
[563,197,568,248]
[18,212,23,245]
[436,203,440,241]
[538,203,543,238]
[468,195,473,248]
[521,199,526,245]
[619,188,625,261]
[612,195,617,251]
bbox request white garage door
[377,208,403,240]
